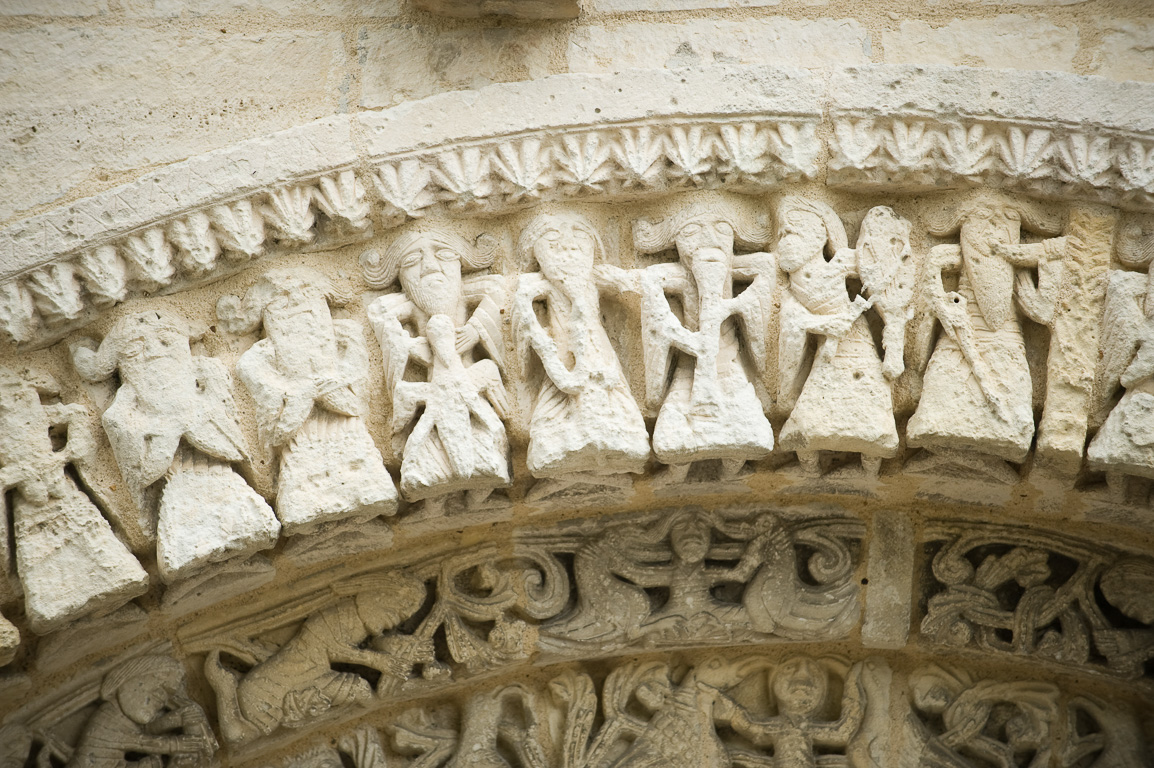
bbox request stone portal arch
[1,66,1152,768]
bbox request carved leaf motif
[1116,140,1154,190]
[832,118,881,169]
[375,159,435,223]
[556,132,615,192]
[73,244,128,307]
[492,138,552,202]
[0,281,37,344]
[769,121,819,177]
[431,146,492,208]
[717,123,771,181]
[612,126,668,188]
[167,211,221,274]
[120,226,176,290]
[940,122,998,177]
[313,170,371,233]
[1056,133,1114,186]
[883,119,937,170]
[997,126,1054,178]
[24,262,83,327]
[263,184,317,245]
[665,125,714,184]
[210,199,266,260]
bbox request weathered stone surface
[0,26,348,223]
[882,16,1079,72]
[568,19,870,73]
[592,0,780,10]
[413,0,578,18]
[120,0,402,16]
[359,23,557,109]
[1094,20,1154,83]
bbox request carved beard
[404,272,462,318]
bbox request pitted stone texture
[882,16,1079,72]
[567,19,870,74]
[359,24,557,109]
[1093,20,1154,83]
[592,0,780,10]
[0,25,348,224]
[120,0,401,16]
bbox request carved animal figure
[218,267,397,533]
[631,199,776,483]
[610,671,732,768]
[363,228,510,513]
[515,212,650,498]
[71,310,278,582]
[204,575,426,744]
[0,367,147,632]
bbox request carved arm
[515,277,583,394]
[812,664,866,746]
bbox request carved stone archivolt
[2,65,1154,767]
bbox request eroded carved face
[963,205,1023,250]
[670,515,711,563]
[117,673,176,724]
[777,210,828,264]
[533,221,596,283]
[398,238,463,317]
[772,657,828,717]
[675,218,735,265]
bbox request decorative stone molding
[3,63,1154,767]
[3,66,1151,348]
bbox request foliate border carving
[921,522,1154,682]
[829,114,1154,207]
[3,65,1152,347]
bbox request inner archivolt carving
[3,181,1154,766]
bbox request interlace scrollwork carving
[908,664,1148,768]
[921,526,1154,680]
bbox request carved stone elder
[72,310,279,583]
[218,267,397,534]
[363,227,511,513]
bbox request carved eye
[682,223,701,237]
[436,249,458,262]
[122,339,145,358]
[714,222,733,236]
[401,251,423,269]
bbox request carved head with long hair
[361,226,495,317]
[216,266,350,336]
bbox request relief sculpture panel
[362,227,511,517]
[218,267,397,535]
[71,310,280,584]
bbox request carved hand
[456,322,481,355]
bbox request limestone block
[631,197,776,481]
[882,16,1078,72]
[861,511,914,649]
[0,25,348,223]
[413,0,578,18]
[359,24,557,109]
[592,0,779,10]
[567,18,870,73]
[1093,20,1154,83]
[120,0,401,17]
[514,213,649,501]
[0,0,107,14]
[0,611,19,667]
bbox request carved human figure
[217,268,397,534]
[362,228,510,513]
[41,655,217,768]
[514,213,650,499]
[0,366,147,633]
[631,200,776,483]
[1087,262,1154,494]
[906,196,1068,476]
[72,311,279,583]
[204,574,426,744]
[776,201,915,476]
[713,658,867,768]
